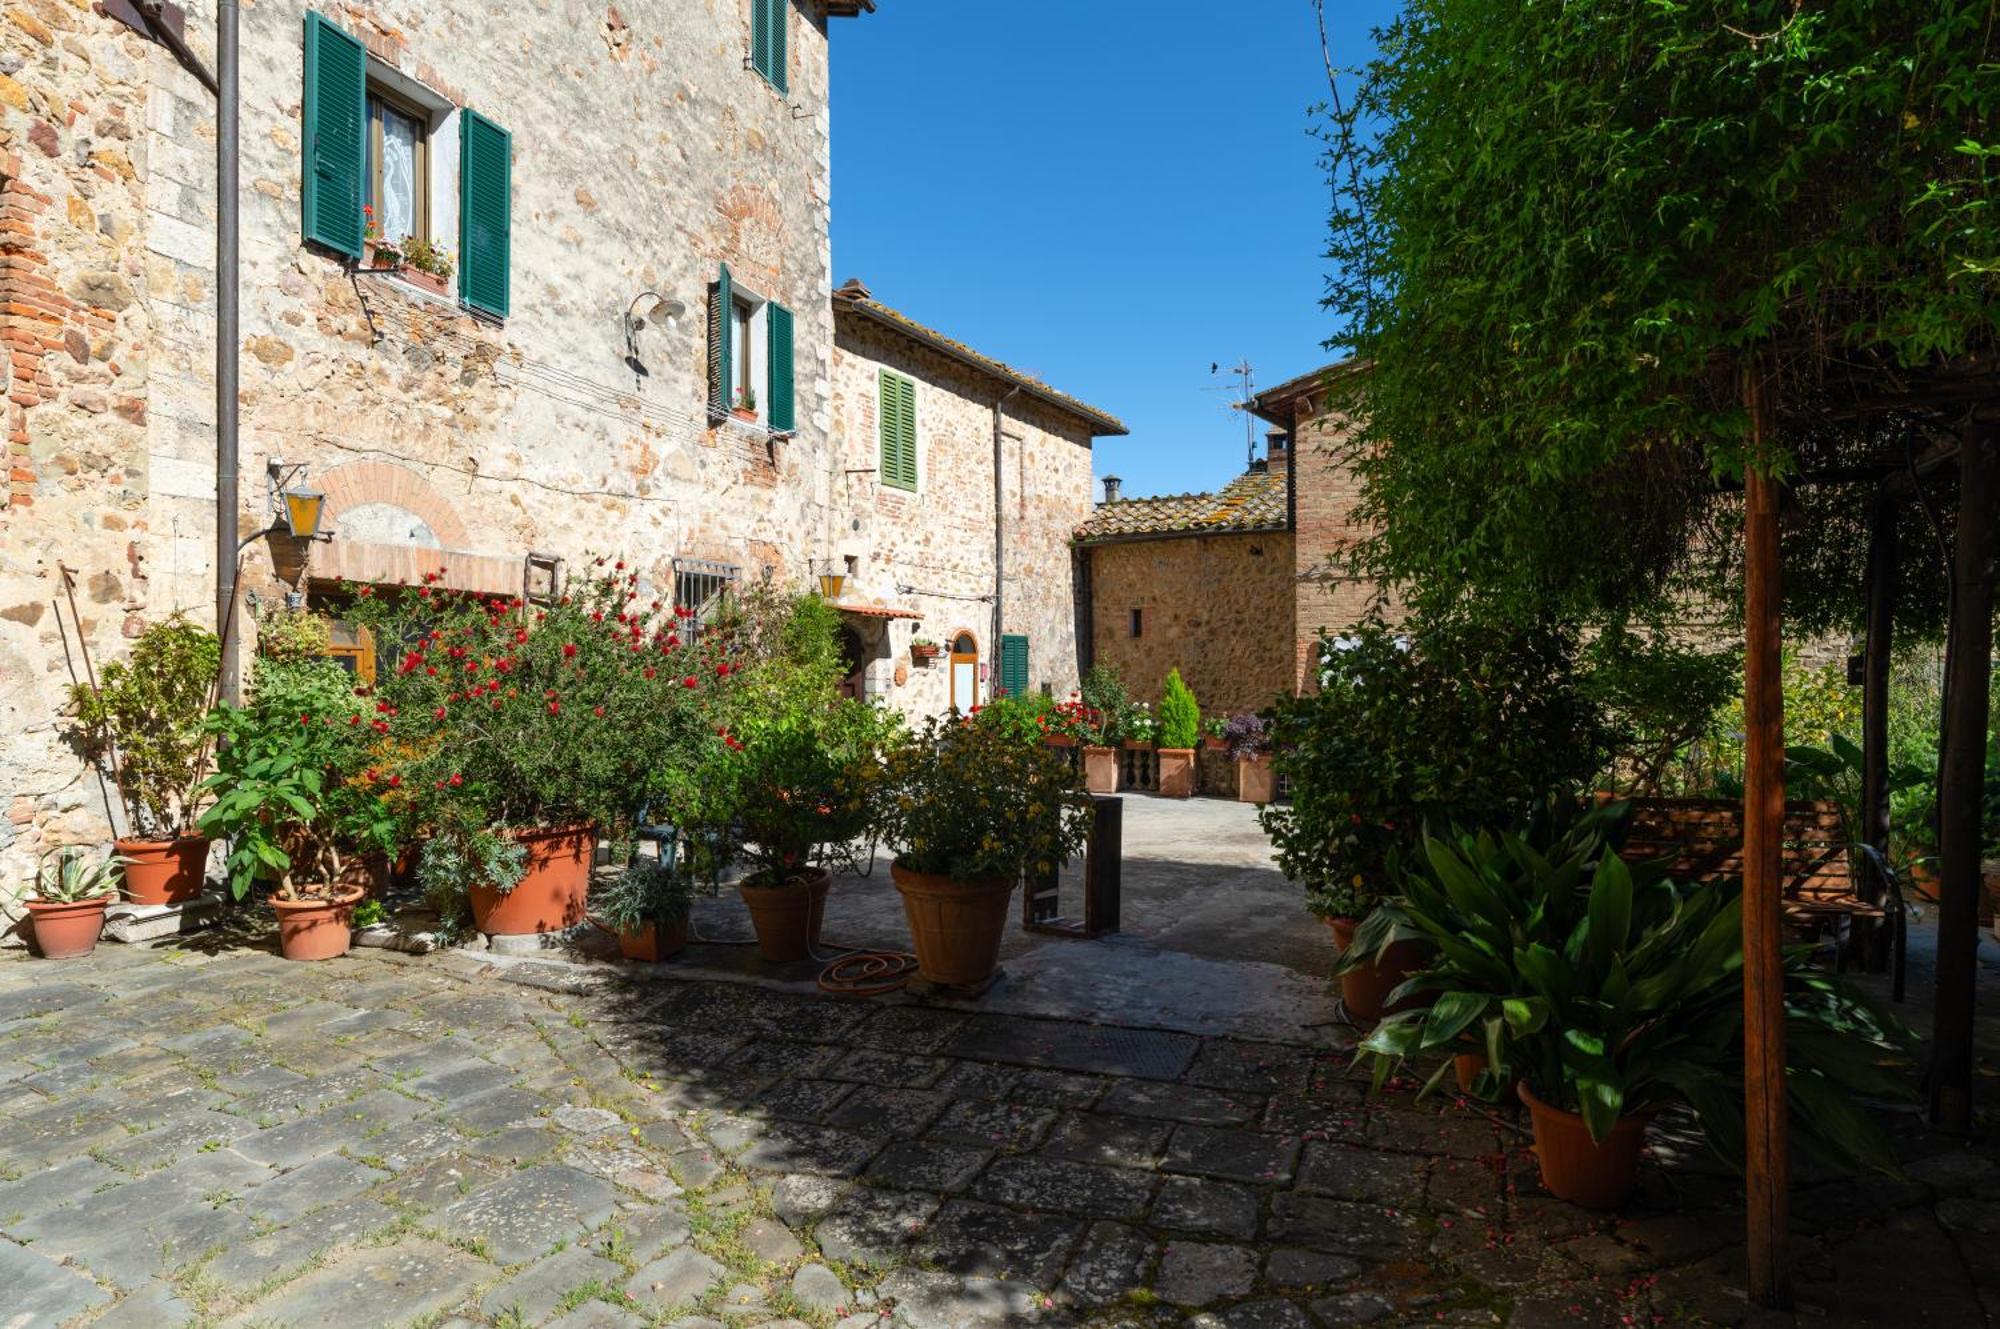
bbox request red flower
[642,667,655,679]
[592,706,605,717]
[615,560,625,570]
[514,629,529,644]
[434,706,447,720]
[449,773,463,787]
[348,714,361,726]
[299,714,312,726]
[388,774,402,788]
[682,676,698,689]
[548,701,561,715]
[562,643,578,658]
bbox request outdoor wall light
[281,487,325,540]
[623,290,686,374]
[242,459,331,552]
[818,568,846,601]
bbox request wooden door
[948,631,979,713]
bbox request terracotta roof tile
[1074,465,1289,543]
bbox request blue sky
[829,1,1399,501]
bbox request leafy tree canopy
[1322,0,1996,631]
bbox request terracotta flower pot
[618,920,688,963]
[1235,755,1275,803]
[117,836,209,906]
[737,868,831,963]
[1157,747,1197,798]
[1327,916,1426,1023]
[892,861,1015,987]
[1452,1050,1520,1100]
[470,825,597,936]
[1082,745,1119,794]
[1518,1080,1654,1210]
[1043,734,1078,749]
[1203,736,1227,752]
[25,895,113,959]
[271,884,364,962]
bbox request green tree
[1158,669,1200,750]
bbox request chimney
[1266,428,1291,471]
[1101,475,1122,504]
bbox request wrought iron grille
[672,557,740,628]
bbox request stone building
[1075,358,1375,722]
[0,1,1117,903]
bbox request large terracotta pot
[1327,916,1426,1023]
[117,836,209,905]
[1157,747,1196,798]
[1518,1081,1654,1210]
[618,920,688,963]
[1082,746,1119,794]
[892,861,1015,986]
[25,895,112,959]
[470,825,597,936]
[271,884,364,962]
[1235,755,1275,803]
[736,868,831,963]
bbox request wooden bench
[1619,796,1892,967]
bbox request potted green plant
[1355,808,1907,1209]
[910,636,941,661]
[733,386,758,421]
[199,653,397,961]
[593,854,693,962]
[63,615,220,905]
[1201,714,1228,752]
[1223,711,1273,803]
[878,708,1091,986]
[1156,668,1201,798]
[23,847,126,959]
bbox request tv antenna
[1207,360,1257,470]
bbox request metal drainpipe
[215,0,242,703]
[991,385,1020,694]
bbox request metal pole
[991,385,1019,694]
[1929,422,1997,1133]
[215,0,241,703]
[1741,363,1791,1310]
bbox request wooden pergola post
[1741,363,1791,1309]
[1856,492,1898,969]
[1929,421,1997,1132]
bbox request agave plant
[33,846,129,904]
[1352,804,1908,1177]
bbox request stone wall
[1085,529,1297,721]
[0,0,852,904]
[828,310,1096,722]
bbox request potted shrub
[1224,711,1273,803]
[594,854,692,962]
[878,708,1091,986]
[23,847,126,959]
[1156,668,1200,798]
[1357,808,1907,1209]
[64,615,220,905]
[200,653,397,961]
[1201,715,1228,753]
[1077,666,1128,794]
[345,564,706,940]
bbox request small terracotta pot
[1327,916,1426,1023]
[25,895,113,959]
[618,920,688,963]
[737,867,831,963]
[1043,734,1078,748]
[892,861,1014,986]
[1518,1080,1654,1210]
[1235,755,1275,803]
[271,884,364,962]
[1082,745,1119,794]
[470,825,597,936]
[117,836,209,906]
[1157,747,1197,798]
[1203,736,1227,752]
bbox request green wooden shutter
[767,302,794,432]
[707,264,733,422]
[1000,634,1029,699]
[880,370,916,491]
[457,109,511,318]
[754,0,788,93]
[302,12,365,258]
[896,375,917,488]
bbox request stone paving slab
[3,932,1996,1329]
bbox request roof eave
[834,297,1129,437]
[824,0,875,16]
[1246,357,1369,425]
[1074,522,1290,548]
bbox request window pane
[376,103,420,242]
[732,301,753,399]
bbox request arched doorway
[837,622,868,699]
[948,629,980,713]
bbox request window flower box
[910,642,941,661]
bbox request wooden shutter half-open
[767,302,794,432]
[302,12,366,258]
[457,109,511,318]
[707,264,733,423]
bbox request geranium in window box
[910,637,941,661]
[732,387,759,422]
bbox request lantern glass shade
[817,572,845,601]
[282,489,325,539]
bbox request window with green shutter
[767,302,794,433]
[999,634,1029,700]
[302,12,366,258]
[878,369,916,491]
[458,109,511,319]
[752,0,788,93]
[707,264,733,422]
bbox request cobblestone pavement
[2,939,1996,1329]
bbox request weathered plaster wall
[828,311,1096,722]
[0,0,848,903]
[1085,529,1297,720]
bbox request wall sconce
[282,486,325,539]
[817,560,845,601]
[623,290,686,375]
[240,459,332,551]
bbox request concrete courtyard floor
[3,797,2000,1328]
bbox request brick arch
[316,460,470,549]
